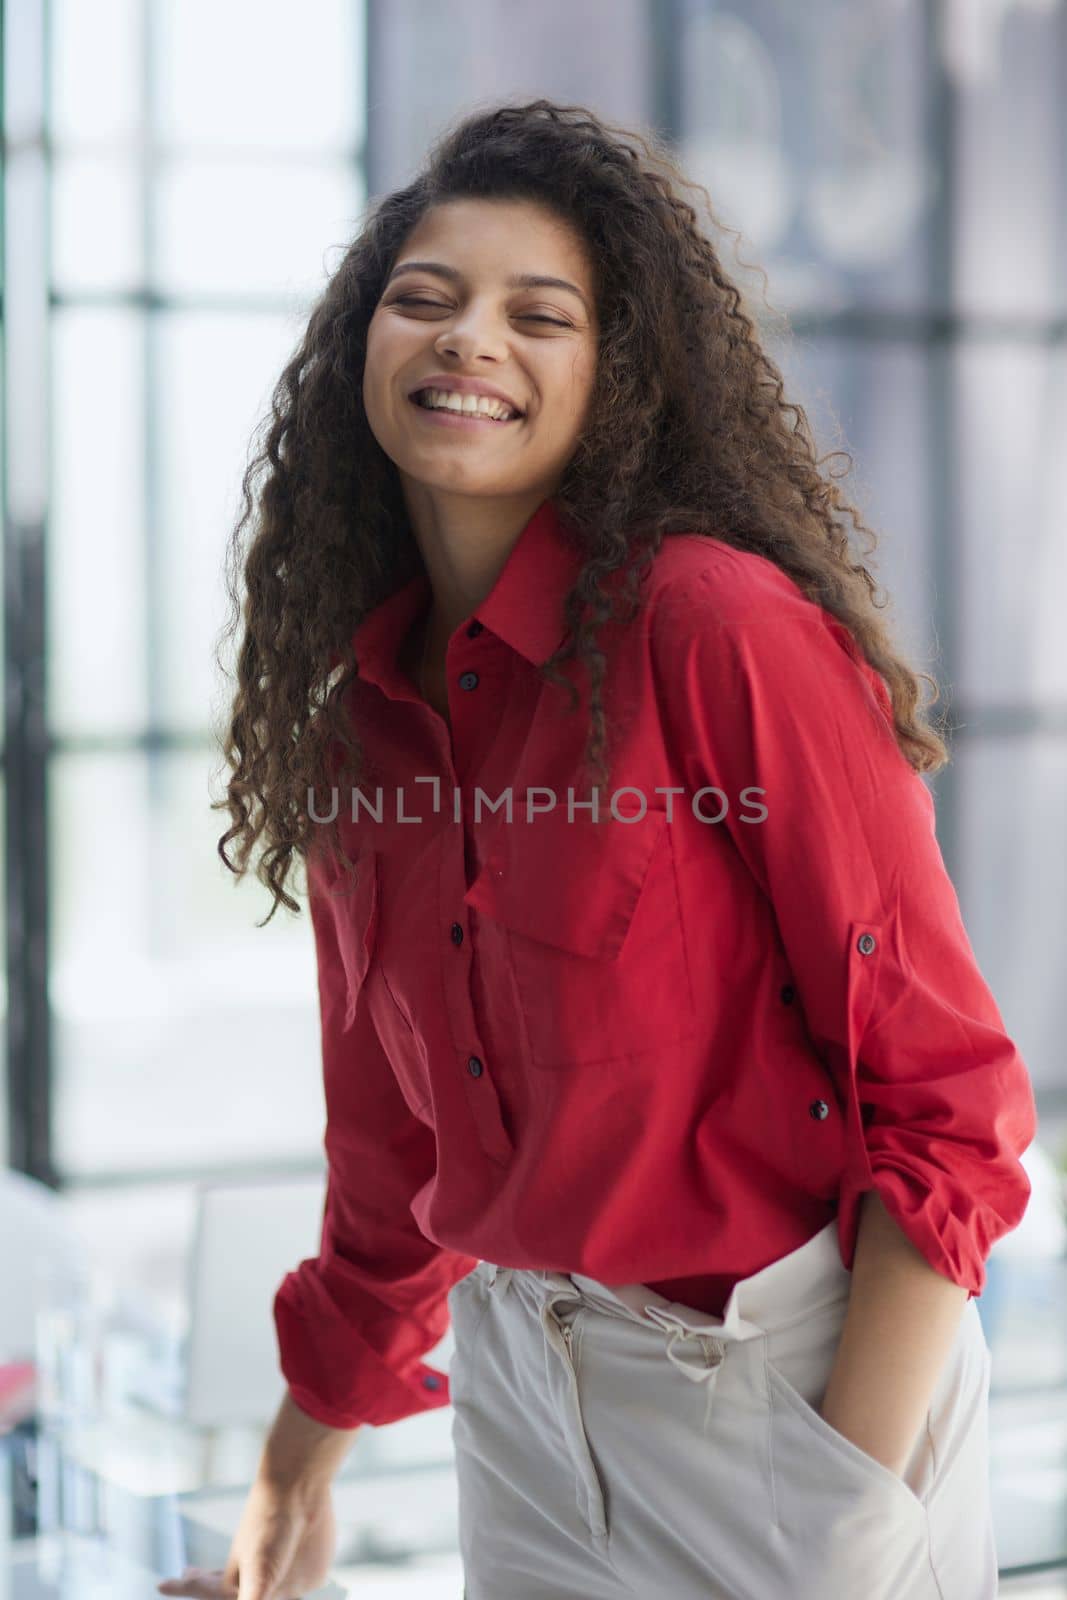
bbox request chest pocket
[465,806,697,1068]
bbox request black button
[809,1099,829,1120]
[857,932,876,956]
[459,671,479,691]
[780,984,795,1005]
[467,1055,484,1077]
[450,922,464,945]
[422,1373,441,1391]
[466,620,484,637]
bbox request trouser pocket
[762,1297,941,1600]
[922,1309,998,1596]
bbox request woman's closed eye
[390,295,571,327]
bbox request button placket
[438,816,513,1166]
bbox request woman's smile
[407,392,525,432]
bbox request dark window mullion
[5,0,54,1182]
[923,0,962,880]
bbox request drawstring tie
[642,1306,725,1435]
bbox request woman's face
[363,198,599,509]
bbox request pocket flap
[313,847,379,1027]
[464,805,668,959]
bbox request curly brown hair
[212,96,951,926]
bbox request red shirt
[273,496,1036,1430]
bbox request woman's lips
[408,394,523,430]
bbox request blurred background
[1,0,1066,1595]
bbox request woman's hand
[156,1473,337,1600]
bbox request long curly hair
[212,96,951,926]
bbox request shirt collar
[350,496,585,696]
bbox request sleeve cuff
[836,1170,989,1298]
[283,1359,454,1433]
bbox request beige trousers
[447,1218,997,1599]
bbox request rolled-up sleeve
[273,855,477,1429]
[654,550,1037,1298]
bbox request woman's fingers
[157,1565,238,1597]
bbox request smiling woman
[202,97,1034,1600]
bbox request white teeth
[416,387,518,421]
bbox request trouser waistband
[477,1217,850,1343]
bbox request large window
[14,0,367,1186]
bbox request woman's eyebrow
[386,260,590,312]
